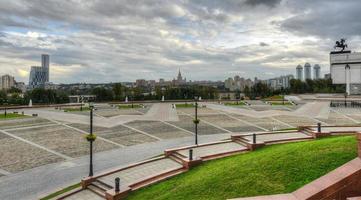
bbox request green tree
[112,83,123,100]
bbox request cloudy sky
[0,0,361,84]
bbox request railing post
[317,123,321,133]
[189,149,193,161]
[115,177,120,192]
[253,133,256,144]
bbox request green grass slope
[127,136,357,200]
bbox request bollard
[252,133,256,144]
[189,149,193,161]
[317,123,321,133]
[115,177,120,192]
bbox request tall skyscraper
[313,64,321,79]
[29,54,50,89]
[304,63,312,80]
[296,64,303,80]
[42,54,50,82]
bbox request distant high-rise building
[304,63,312,80]
[41,54,50,82]
[296,64,303,80]
[265,74,294,89]
[313,64,321,79]
[173,69,186,85]
[224,76,254,91]
[0,74,15,90]
[29,54,50,89]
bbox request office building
[265,74,294,90]
[304,63,312,80]
[296,65,303,80]
[224,76,253,92]
[313,64,321,79]
[29,54,50,89]
[0,74,15,90]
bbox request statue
[334,38,348,51]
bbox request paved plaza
[0,101,360,199]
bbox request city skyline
[1,0,361,83]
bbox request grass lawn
[175,103,196,108]
[63,107,90,112]
[269,101,293,106]
[118,104,143,109]
[40,183,81,200]
[263,95,284,101]
[127,136,357,200]
[0,113,27,120]
[224,101,247,106]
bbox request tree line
[241,78,345,100]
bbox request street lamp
[281,87,285,105]
[4,99,7,118]
[193,96,199,145]
[344,92,348,107]
[86,102,96,177]
[131,90,134,108]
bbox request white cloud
[0,0,359,83]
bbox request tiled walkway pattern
[98,158,182,187]
[177,142,247,159]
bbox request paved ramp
[205,102,330,119]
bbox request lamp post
[4,100,7,118]
[131,90,134,108]
[193,96,199,145]
[87,103,95,177]
[344,92,348,107]
[281,87,285,105]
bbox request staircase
[87,180,113,198]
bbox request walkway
[19,103,178,128]
[204,101,330,119]
[0,133,230,200]
[56,131,313,200]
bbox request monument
[161,96,165,102]
[29,99,33,107]
[125,96,128,103]
[330,39,361,95]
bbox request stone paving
[0,132,64,173]
[8,125,118,158]
[2,102,361,200]
[243,132,311,143]
[61,189,104,200]
[273,115,318,127]
[98,158,182,187]
[0,117,54,129]
[95,125,158,146]
[176,107,218,115]
[95,109,142,117]
[198,114,264,132]
[230,114,290,131]
[168,115,226,135]
[310,126,361,133]
[177,142,247,159]
[317,111,358,125]
[125,120,193,139]
[66,123,158,146]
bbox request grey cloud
[280,1,361,39]
[259,42,269,46]
[0,0,359,83]
[244,0,282,7]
